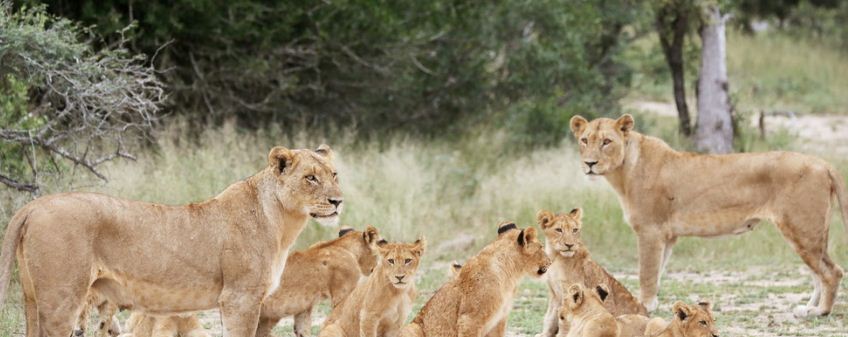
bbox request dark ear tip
[497,222,517,235]
[338,227,354,237]
[377,239,388,245]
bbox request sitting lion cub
[643,301,719,337]
[558,283,618,337]
[118,312,209,337]
[318,237,426,337]
[399,222,552,337]
[538,208,646,337]
[256,225,381,337]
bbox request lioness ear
[315,144,334,161]
[697,300,712,313]
[268,146,294,175]
[673,301,691,321]
[536,210,554,229]
[363,225,380,247]
[595,284,610,302]
[413,236,426,256]
[568,208,583,221]
[615,114,634,136]
[497,221,518,236]
[338,226,354,237]
[570,115,589,139]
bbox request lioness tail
[0,209,29,308]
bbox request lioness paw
[793,305,826,318]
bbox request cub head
[537,208,585,258]
[266,144,343,226]
[569,114,634,176]
[338,225,381,276]
[560,283,610,318]
[376,237,426,289]
[670,301,719,337]
[497,222,551,277]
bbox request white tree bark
[695,6,733,154]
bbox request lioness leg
[219,290,264,337]
[96,299,119,337]
[636,230,667,312]
[398,323,423,337]
[293,310,313,337]
[806,274,822,308]
[484,319,506,337]
[254,316,279,337]
[18,251,39,337]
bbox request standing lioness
[569,114,847,317]
[0,145,343,337]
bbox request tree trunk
[656,4,692,136]
[695,6,733,154]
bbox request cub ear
[673,301,692,322]
[363,225,380,247]
[523,227,538,243]
[566,283,584,308]
[536,210,555,229]
[497,221,518,236]
[568,208,583,221]
[615,114,634,136]
[338,226,355,237]
[376,239,389,248]
[412,236,427,256]
[697,300,712,313]
[570,115,589,139]
[268,146,294,175]
[450,261,462,276]
[315,144,334,161]
[595,284,610,302]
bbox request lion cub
[118,312,209,337]
[643,301,719,337]
[256,226,381,337]
[538,208,646,337]
[558,283,618,337]
[318,237,426,337]
[400,222,552,337]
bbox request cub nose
[328,198,343,207]
[584,161,598,168]
[564,243,574,249]
[395,275,405,282]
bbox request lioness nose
[329,198,343,207]
[584,161,598,168]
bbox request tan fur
[76,290,121,337]
[558,283,618,337]
[256,226,381,337]
[400,223,552,337]
[643,301,718,337]
[570,114,847,316]
[537,208,646,337]
[318,237,426,337]
[0,145,343,337]
[615,314,649,337]
[118,312,209,337]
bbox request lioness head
[569,114,634,176]
[537,208,584,258]
[266,144,343,226]
[338,225,381,275]
[561,283,610,317]
[671,301,719,337]
[376,237,426,289]
[497,222,551,277]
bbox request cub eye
[306,175,318,182]
[555,228,563,233]
[602,139,611,146]
[572,228,579,234]
[580,138,588,145]
[387,258,395,265]
[404,258,412,265]
[699,320,707,326]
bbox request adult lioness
[569,114,847,317]
[0,145,343,337]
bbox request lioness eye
[555,228,563,233]
[572,228,579,234]
[580,138,588,145]
[387,258,395,264]
[603,139,611,146]
[306,175,317,182]
[404,258,412,264]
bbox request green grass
[0,121,847,336]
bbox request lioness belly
[93,275,221,313]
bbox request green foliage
[27,0,640,143]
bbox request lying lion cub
[256,225,381,337]
[117,312,209,337]
[642,301,718,337]
[400,222,552,337]
[558,283,618,337]
[538,208,646,337]
[318,237,425,337]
